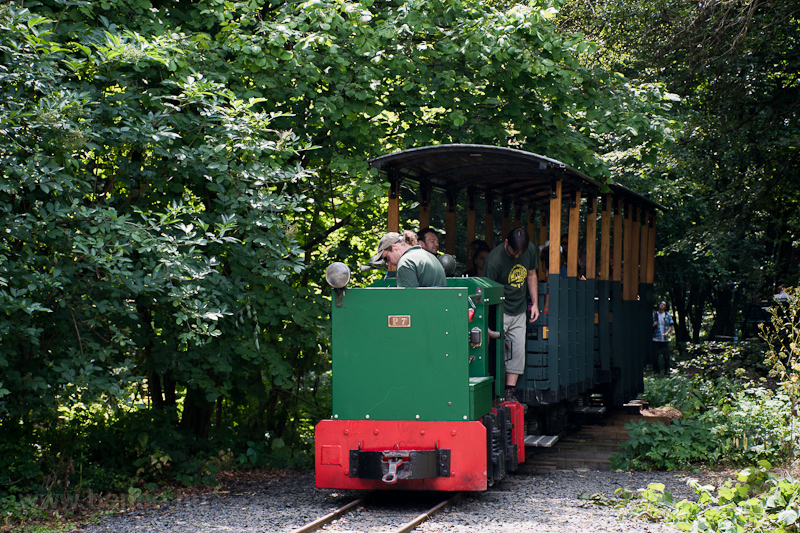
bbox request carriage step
[572,406,606,416]
[525,434,559,448]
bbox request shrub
[761,286,800,398]
[677,339,771,382]
[710,387,797,465]
[611,419,721,471]
[607,461,800,533]
[621,377,796,470]
[642,373,739,418]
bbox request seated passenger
[371,232,446,288]
[539,242,551,314]
[464,239,491,277]
[774,285,792,302]
[417,227,440,255]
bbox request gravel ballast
[74,467,712,533]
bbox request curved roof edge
[370,144,664,211]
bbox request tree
[0,5,326,483]
[560,0,800,338]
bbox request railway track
[291,491,463,533]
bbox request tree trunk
[180,389,213,438]
[709,287,741,339]
[668,284,690,342]
[163,370,177,407]
[148,370,164,409]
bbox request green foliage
[713,388,797,466]
[618,336,798,471]
[762,287,800,398]
[680,339,771,378]
[582,483,676,522]
[244,0,678,177]
[0,0,683,524]
[1,493,48,526]
[615,370,798,470]
[0,3,322,417]
[562,0,800,342]
[605,462,800,533]
[0,4,327,515]
[642,336,799,468]
[0,439,42,497]
[642,373,738,419]
[612,419,721,471]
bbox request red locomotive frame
[315,402,525,491]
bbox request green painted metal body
[330,277,503,422]
[597,280,612,379]
[610,281,625,403]
[522,276,653,406]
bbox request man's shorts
[503,312,527,375]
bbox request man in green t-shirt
[370,232,446,287]
[484,227,540,402]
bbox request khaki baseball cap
[369,232,403,264]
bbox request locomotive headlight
[325,262,351,289]
[437,253,456,276]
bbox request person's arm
[528,269,539,322]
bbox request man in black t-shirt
[484,228,539,402]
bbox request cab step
[572,405,606,416]
[524,434,559,448]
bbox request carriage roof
[369,144,661,211]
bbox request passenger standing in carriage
[484,228,540,402]
[371,232,446,288]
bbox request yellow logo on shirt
[508,265,527,288]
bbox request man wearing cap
[371,232,446,288]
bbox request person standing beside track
[651,300,674,375]
[484,227,540,402]
[371,232,446,288]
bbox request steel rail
[290,495,369,533]
[291,491,463,533]
[391,492,464,533]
